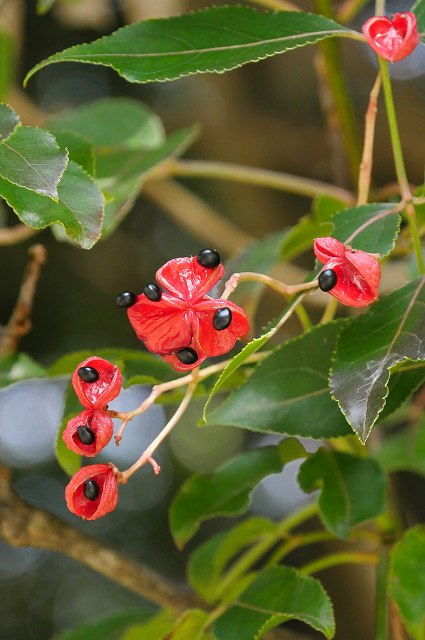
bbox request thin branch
[168,159,354,204]
[357,74,381,206]
[0,223,39,245]
[0,244,47,356]
[0,464,197,614]
[142,178,253,256]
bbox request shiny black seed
[116,291,137,308]
[176,347,198,365]
[78,366,99,383]
[318,269,338,292]
[213,307,232,331]
[196,248,221,269]
[144,283,162,301]
[83,479,100,501]
[77,425,96,445]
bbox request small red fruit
[72,357,122,409]
[362,12,419,62]
[65,464,118,520]
[62,409,114,457]
[314,237,380,307]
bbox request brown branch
[0,464,196,614]
[0,222,39,245]
[0,243,46,355]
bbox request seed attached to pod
[213,307,232,330]
[83,479,100,501]
[77,425,96,445]
[318,269,338,292]
[144,283,162,301]
[78,366,99,383]
[116,291,137,308]
[196,248,221,269]
[176,347,198,365]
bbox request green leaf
[49,98,165,150]
[0,160,104,249]
[391,526,425,640]
[98,126,197,235]
[298,449,387,538]
[170,440,302,547]
[0,352,47,388]
[374,416,425,477]
[0,105,19,143]
[169,610,209,640]
[313,194,347,222]
[331,277,425,443]
[25,8,353,86]
[56,382,82,476]
[48,348,175,384]
[413,0,425,41]
[214,566,335,639]
[52,130,95,175]
[52,611,154,640]
[0,31,14,102]
[121,610,175,640]
[377,364,425,424]
[281,217,333,261]
[207,321,351,438]
[188,517,277,603]
[331,203,400,256]
[0,125,67,198]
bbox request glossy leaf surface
[214,566,335,639]
[331,277,425,443]
[298,449,387,538]
[374,416,425,477]
[26,9,353,85]
[170,440,303,547]
[208,321,351,438]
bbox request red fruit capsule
[314,237,380,308]
[65,464,118,520]
[127,253,249,371]
[362,12,419,63]
[62,409,114,457]
[72,357,122,409]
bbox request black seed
[213,307,232,331]
[196,248,221,269]
[318,269,338,292]
[77,425,96,445]
[78,366,99,383]
[116,291,137,308]
[144,283,162,301]
[176,347,198,365]
[83,479,100,501]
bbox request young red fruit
[72,357,122,409]
[62,409,114,457]
[65,464,118,520]
[127,251,249,371]
[362,12,419,62]
[314,237,380,307]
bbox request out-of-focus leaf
[98,126,198,235]
[376,364,425,424]
[168,610,209,640]
[52,130,95,176]
[0,126,67,198]
[37,0,58,15]
[374,417,425,477]
[0,161,104,249]
[281,217,333,261]
[413,0,425,43]
[170,439,305,548]
[298,449,387,538]
[0,31,13,101]
[312,194,347,222]
[214,566,335,639]
[51,611,154,640]
[331,203,400,256]
[391,526,425,640]
[331,277,425,443]
[0,105,19,142]
[188,517,277,603]
[25,8,353,86]
[49,98,165,150]
[55,382,82,476]
[207,321,351,439]
[122,610,175,640]
[0,353,47,388]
